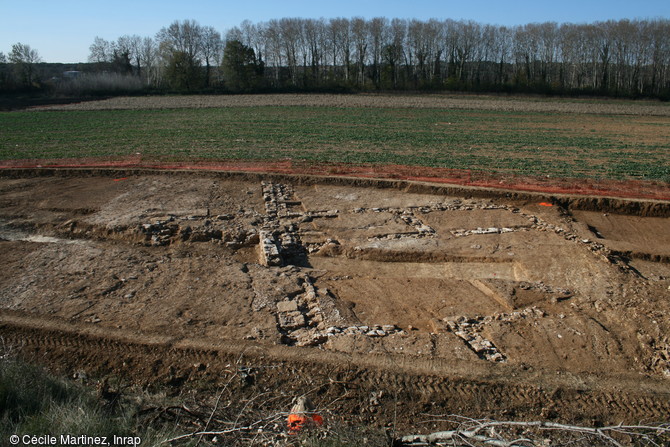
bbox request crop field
[1,94,669,185]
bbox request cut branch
[399,419,670,447]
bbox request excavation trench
[0,169,669,429]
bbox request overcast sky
[2,0,669,63]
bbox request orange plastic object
[287,413,323,434]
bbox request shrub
[0,359,176,447]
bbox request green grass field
[1,106,669,182]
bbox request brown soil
[1,169,669,432]
[522,114,670,146]
[1,160,668,202]
[34,93,670,116]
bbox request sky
[1,0,669,63]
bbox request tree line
[2,17,669,98]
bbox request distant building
[63,71,81,79]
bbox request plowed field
[31,93,670,116]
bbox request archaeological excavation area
[0,169,669,428]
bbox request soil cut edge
[1,166,669,217]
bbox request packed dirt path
[1,168,669,430]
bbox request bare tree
[648,19,670,95]
[368,17,388,88]
[114,35,135,74]
[384,18,407,88]
[201,26,223,86]
[537,22,559,85]
[351,17,368,87]
[124,35,144,76]
[262,19,284,85]
[9,43,41,86]
[278,18,304,86]
[240,19,265,67]
[495,26,514,87]
[138,37,158,85]
[514,24,538,85]
[561,23,601,90]
[407,19,426,85]
[156,19,204,64]
[225,26,243,44]
[328,18,352,83]
[156,19,205,90]
[452,20,480,83]
[88,37,113,63]
[304,18,326,86]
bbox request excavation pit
[1,169,669,426]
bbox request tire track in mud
[2,311,669,425]
[350,368,670,421]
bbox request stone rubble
[258,182,305,266]
[398,212,436,236]
[257,187,625,272]
[251,183,633,354]
[450,227,516,237]
[445,317,506,362]
[138,215,255,247]
[649,337,670,377]
[261,181,293,218]
[348,208,437,241]
[258,182,349,265]
[140,217,179,246]
[445,306,551,362]
[275,275,331,345]
[305,238,341,254]
[272,272,403,347]
[259,230,282,266]
[416,199,632,272]
[522,281,573,298]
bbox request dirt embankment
[2,167,669,215]
[1,169,669,430]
